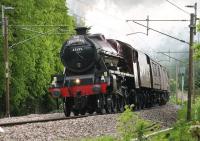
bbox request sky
[67,0,198,62]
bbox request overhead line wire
[165,0,190,15]
[127,20,189,44]
[9,25,70,27]
[9,28,71,48]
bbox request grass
[81,136,116,141]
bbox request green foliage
[151,124,195,141]
[189,125,200,141]
[177,97,200,122]
[169,95,176,104]
[167,98,200,140]
[0,0,75,115]
[81,136,116,141]
[177,105,187,121]
[150,98,200,141]
[193,98,200,121]
[170,79,176,95]
[117,106,136,141]
[169,95,184,105]
[172,121,192,141]
[117,106,151,141]
[195,22,200,60]
[194,62,200,89]
[193,43,200,60]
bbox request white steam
[67,0,197,61]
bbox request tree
[193,23,200,59]
[0,0,75,115]
[192,22,200,97]
[193,44,200,59]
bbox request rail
[0,115,89,127]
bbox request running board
[109,70,134,77]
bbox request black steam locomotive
[49,27,170,116]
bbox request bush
[151,97,200,141]
[189,125,200,141]
[117,105,151,141]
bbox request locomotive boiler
[49,27,170,116]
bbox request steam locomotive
[49,27,170,116]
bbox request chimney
[75,27,88,35]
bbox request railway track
[0,114,89,127]
[0,114,164,130]
[0,104,178,141]
[0,113,162,135]
[0,105,170,127]
[0,111,124,127]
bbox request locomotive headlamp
[75,78,80,85]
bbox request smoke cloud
[67,0,196,62]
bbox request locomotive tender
[49,27,170,116]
